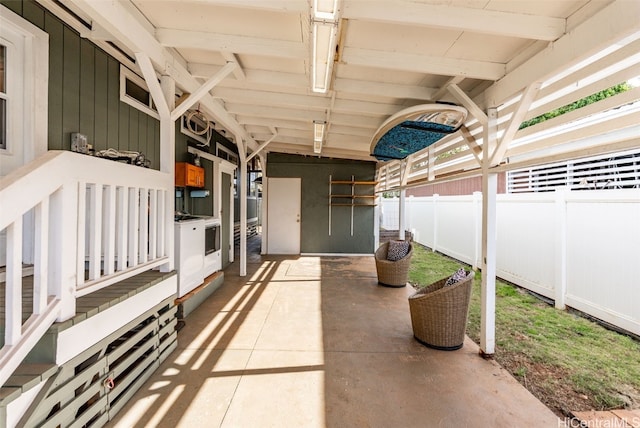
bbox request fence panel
[564,190,640,334]
[382,190,640,335]
[496,194,556,298]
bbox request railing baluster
[77,181,86,286]
[157,190,165,257]
[128,188,139,268]
[103,185,116,275]
[88,184,103,280]
[33,198,49,315]
[149,189,157,260]
[116,186,128,271]
[139,188,149,264]
[5,218,23,346]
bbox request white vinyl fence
[381,189,640,336]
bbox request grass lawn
[408,242,640,417]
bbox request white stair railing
[0,150,173,387]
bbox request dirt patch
[495,350,639,418]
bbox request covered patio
[108,238,557,427]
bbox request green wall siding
[2,0,161,169]
[267,153,377,254]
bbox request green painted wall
[267,153,377,254]
[3,0,161,169]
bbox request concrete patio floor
[108,241,559,427]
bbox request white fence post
[554,188,568,309]
[432,194,439,252]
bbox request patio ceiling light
[313,120,326,153]
[311,0,340,93]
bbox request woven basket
[408,272,473,350]
[374,241,413,287]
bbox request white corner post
[398,189,406,240]
[159,75,176,271]
[480,107,498,356]
[236,135,248,277]
[399,158,411,240]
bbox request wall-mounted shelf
[328,175,377,236]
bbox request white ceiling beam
[448,84,488,126]
[162,0,307,13]
[237,116,310,131]
[329,125,374,138]
[247,132,277,162]
[485,0,640,106]
[342,47,506,81]
[65,0,258,151]
[432,76,465,101]
[221,52,245,80]
[156,28,306,59]
[342,1,565,41]
[135,53,171,120]
[226,104,325,122]
[332,99,401,117]
[171,61,237,121]
[267,142,373,162]
[334,78,437,100]
[212,87,331,110]
[490,81,541,166]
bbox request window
[120,65,159,119]
[216,143,238,165]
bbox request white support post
[554,188,568,309]
[160,75,175,271]
[50,183,77,321]
[480,107,498,356]
[237,135,248,277]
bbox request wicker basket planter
[374,241,413,288]
[408,272,474,350]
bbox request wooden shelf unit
[328,175,378,236]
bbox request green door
[221,172,231,268]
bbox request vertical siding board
[94,50,109,152]
[45,13,64,150]
[152,121,160,170]
[23,1,45,30]
[138,112,147,159]
[118,102,129,151]
[62,26,80,151]
[128,108,139,154]
[0,0,22,15]
[107,57,120,150]
[79,39,95,144]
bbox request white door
[267,177,301,254]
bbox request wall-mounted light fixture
[313,120,326,154]
[311,0,340,93]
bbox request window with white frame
[216,143,238,165]
[120,65,159,119]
